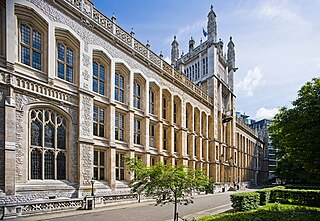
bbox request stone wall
[0,87,5,190]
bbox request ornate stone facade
[0,0,267,211]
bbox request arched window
[30,108,67,180]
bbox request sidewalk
[11,200,155,221]
[11,189,257,221]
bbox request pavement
[9,189,258,221]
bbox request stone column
[4,94,16,195]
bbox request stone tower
[171,35,179,68]
[207,5,217,44]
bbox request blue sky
[92,0,320,120]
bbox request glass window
[116,153,125,180]
[174,132,178,152]
[173,102,177,124]
[163,128,167,150]
[57,42,74,83]
[115,72,125,103]
[30,109,67,180]
[133,81,141,109]
[205,57,208,75]
[202,58,206,76]
[149,124,155,147]
[162,97,166,119]
[20,23,42,70]
[134,118,141,144]
[149,90,155,114]
[115,112,125,141]
[93,150,106,180]
[93,61,106,95]
[93,105,105,137]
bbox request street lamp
[90,178,95,196]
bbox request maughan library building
[0,0,268,216]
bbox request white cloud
[257,1,311,28]
[236,66,264,97]
[254,107,279,121]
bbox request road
[26,191,237,221]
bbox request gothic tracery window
[30,109,67,180]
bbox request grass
[197,203,320,221]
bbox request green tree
[269,78,320,183]
[126,158,211,221]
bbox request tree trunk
[174,191,178,221]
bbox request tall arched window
[30,108,67,180]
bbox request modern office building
[251,119,278,181]
[0,0,266,212]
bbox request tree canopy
[126,158,211,221]
[269,78,320,183]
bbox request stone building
[0,0,266,207]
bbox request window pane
[57,125,66,149]
[57,152,66,180]
[93,106,98,121]
[44,123,54,148]
[100,168,105,180]
[100,152,105,166]
[31,120,42,146]
[99,108,104,123]
[115,128,118,140]
[115,73,118,86]
[66,47,73,65]
[93,78,98,93]
[114,89,118,101]
[119,90,124,103]
[20,24,30,45]
[21,47,30,66]
[119,75,124,89]
[99,125,104,137]
[44,151,55,179]
[93,122,98,136]
[94,167,98,180]
[66,66,73,83]
[100,66,105,80]
[99,82,104,95]
[32,51,41,70]
[120,115,124,128]
[120,130,124,141]
[31,149,42,179]
[57,62,64,79]
[32,30,42,51]
[94,151,98,165]
[120,168,124,180]
[57,43,64,61]
[93,62,98,77]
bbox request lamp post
[90,178,95,196]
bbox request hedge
[230,192,260,211]
[257,186,285,205]
[270,189,320,207]
[285,184,320,190]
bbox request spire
[171,36,179,68]
[227,36,235,69]
[207,5,217,43]
[189,37,195,53]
